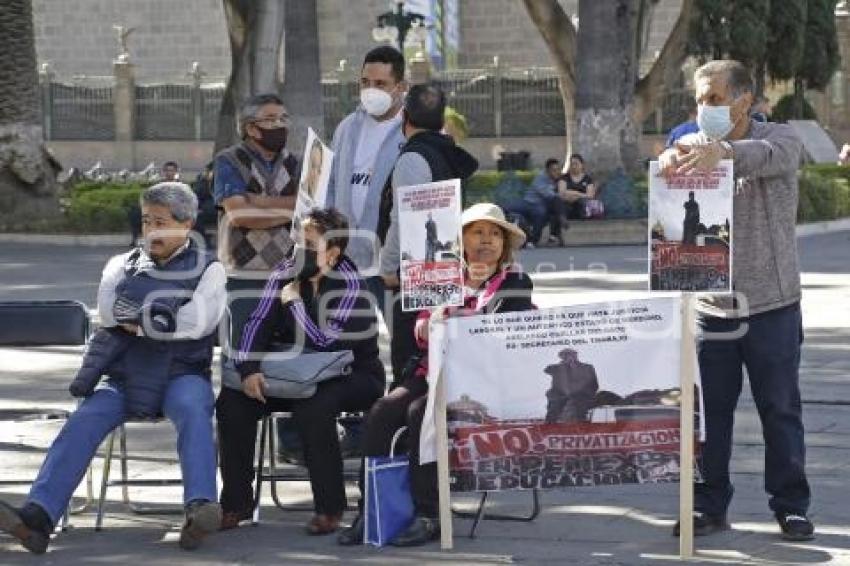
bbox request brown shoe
[179,501,222,550]
[306,513,342,535]
[220,509,252,531]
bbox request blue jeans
[695,303,810,517]
[505,201,547,244]
[27,374,217,525]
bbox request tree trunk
[521,0,577,159]
[215,0,323,157]
[574,0,641,181]
[215,0,286,153]
[280,0,323,155]
[633,0,694,124]
[793,77,805,119]
[0,0,61,231]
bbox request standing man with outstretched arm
[659,59,813,542]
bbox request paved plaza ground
[0,231,848,564]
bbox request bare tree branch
[521,0,577,92]
[633,0,694,123]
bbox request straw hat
[461,202,526,249]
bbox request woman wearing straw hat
[338,202,535,547]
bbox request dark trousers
[216,373,383,515]
[357,376,437,517]
[389,289,420,387]
[695,302,810,517]
[223,277,269,363]
[547,198,568,240]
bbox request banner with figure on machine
[398,179,464,311]
[648,160,733,292]
[435,297,698,492]
[290,128,333,240]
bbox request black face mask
[293,247,320,281]
[254,125,288,153]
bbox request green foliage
[800,0,842,91]
[689,0,730,61]
[798,168,850,222]
[728,0,770,70]
[692,0,839,98]
[64,182,144,233]
[766,0,807,81]
[770,93,818,122]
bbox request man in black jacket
[376,83,479,386]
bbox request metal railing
[39,65,689,141]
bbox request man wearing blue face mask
[659,60,813,543]
[326,46,408,318]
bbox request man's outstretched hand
[658,142,727,178]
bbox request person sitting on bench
[0,182,227,554]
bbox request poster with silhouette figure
[648,160,733,292]
[398,179,463,311]
[290,128,334,241]
[424,297,703,492]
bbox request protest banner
[436,297,693,493]
[648,160,733,292]
[290,128,333,240]
[398,179,463,311]
[423,296,701,553]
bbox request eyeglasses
[252,115,290,127]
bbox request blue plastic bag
[363,428,415,546]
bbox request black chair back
[0,300,91,346]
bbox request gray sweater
[681,120,803,318]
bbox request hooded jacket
[378,130,479,275]
[326,106,406,275]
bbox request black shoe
[672,511,729,537]
[776,512,815,541]
[337,513,364,546]
[390,515,440,547]
[0,501,51,554]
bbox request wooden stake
[435,365,454,550]
[679,293,696,559]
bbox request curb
[0,233,128,246]
[0,218,847,247]
[795,217,850,237]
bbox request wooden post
[679,293,696,559]
[435,365,453,550]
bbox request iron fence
[40,69,689,141]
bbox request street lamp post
[372,1,428,53]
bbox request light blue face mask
[697,103,734,140]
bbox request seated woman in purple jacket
[216,207,385,535]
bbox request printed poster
[398,179,463,311]
[291,128,333,240]
[648,160,733,292]
[437,298,700,492]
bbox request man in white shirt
[0,183,226,554]
[326,46,407,317]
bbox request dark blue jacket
[70,243,218,417]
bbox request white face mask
[360,87,394,117]
[697,104,734,140]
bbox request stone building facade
[32,0,682,80]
